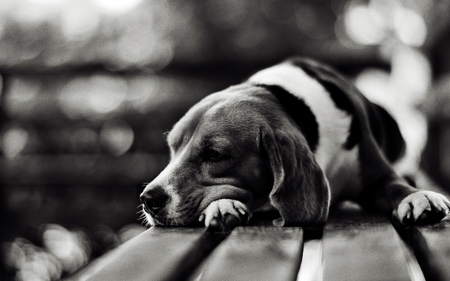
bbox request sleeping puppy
[140,57,450,229]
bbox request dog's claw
[393,191,450,226]
[208,217,222,230]
[208,214,241,231]
[201,199,251,231]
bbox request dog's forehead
[199,93,267,135]
[168,85,267,147]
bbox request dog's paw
[199,199,251,231]
[393,191,450,226]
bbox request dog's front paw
[393,191,450,226]
[199,199,251,231]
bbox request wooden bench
[67,206,450,281]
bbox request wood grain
[322,215,423,281]
[406,218,450,281]
[82,227,224,281]
[195,226,304,281]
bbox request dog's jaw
[142,206,201,227]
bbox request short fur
[140,58,450,228]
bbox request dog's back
[247,58,418,203]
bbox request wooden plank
[195,226,303,281]
[322,215,423,281]
[406,218,450,281]
[74,227,225,281]
[297,239,323,281]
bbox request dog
[140,57,450,229]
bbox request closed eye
[203,149,229,162]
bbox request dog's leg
[199,199,251,230]
[360,139,450,226]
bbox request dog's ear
[260,124,330,227]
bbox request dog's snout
[140,186,169,214]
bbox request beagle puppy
[140,57,450,229]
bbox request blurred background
[1,0,450,280]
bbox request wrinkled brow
[200,136,232,150]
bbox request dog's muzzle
[140,186,169,216]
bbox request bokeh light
[355,48,431,106]
[3,238,62,281]
[28,0,68,5]
[393,8,427,47]
[4,77,41,117]
[2,224,145,280]
[2,126,29,158]
[344,3,386,45]
[87,75,128,115]
[58,74,128,120]
[42,224,91,273]
[342,0,428,48]
[60,2,100,42]
[390,47,431,104]
[92,0,144,15]
[11,0,55,26]
[100,120,135,156]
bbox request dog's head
[140,84,330,226]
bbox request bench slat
[407,218,450,281]
[194,226,303,281]
[322,216,422,281]
[84,227,223,281]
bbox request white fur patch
[164,184,181,219]
[144,211,156,226]
[249,63,353,173]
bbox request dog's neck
[248,63,353,170]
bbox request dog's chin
[143,212,156,226]
[143,211,200,227]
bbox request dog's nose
[140,186,169,214]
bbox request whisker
[140,216,148,226]
[136,204,152,227]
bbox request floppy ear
[260,124,330,227]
